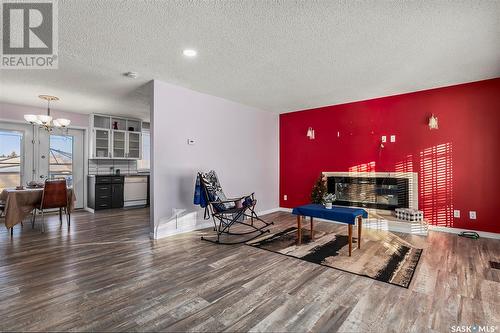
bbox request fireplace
[324,172,418,211]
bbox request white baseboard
[84,207,95,214]
[153,206,282,240]
[155,220,213,239]
[428,225,500,240]
[256,207,282,215]
[153,206,500,240]
[274,207,499,239]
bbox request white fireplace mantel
[322,171,424,235]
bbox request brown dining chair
[33,179,69,233]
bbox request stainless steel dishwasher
[124,175,148,207]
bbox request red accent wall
[280,78,500,233]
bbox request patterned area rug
[247,224,422,288]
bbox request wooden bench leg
[357,216,362,249]
[310,217,314,241]
[297,215,302,245]
[348,224,352,256]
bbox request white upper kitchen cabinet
[90,114,142,160]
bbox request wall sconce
[428,114,439,130]
[306,127,315,140]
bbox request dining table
[0,187,76,229]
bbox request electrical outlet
[469,211,477,220]
[390,135,396,142]
[453,210,460,218]
[381,136,387,143]
[283,195,288,201]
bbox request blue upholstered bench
[292,204,368,256]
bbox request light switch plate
[453,210,460,218]
[381,136,387,143]
[469,211,477,219]
[390,135,396,142]
[283,195,288,201]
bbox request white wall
[151,80,279,239]
[0,102,89,128]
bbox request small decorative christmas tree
[310,174,327,204]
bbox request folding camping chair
[195,170,273,244]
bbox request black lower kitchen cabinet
[111,183,124,208]
[88,175,124,210]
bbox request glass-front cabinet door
[126,132,141,159]
[94,129,110,158]
[112,131,126,158]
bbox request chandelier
[24,95,71,131]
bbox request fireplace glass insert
[326,176,409,210]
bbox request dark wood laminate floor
[0,208,499,332]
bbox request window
[0,130,22,191]
[137,125,150,171]
[49,135,73,187]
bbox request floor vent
[489,261,500,270]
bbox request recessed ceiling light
[183,49,197,57]
[124,71,139,79]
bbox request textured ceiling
[1,0,499,119]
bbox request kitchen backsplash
[89,159,138,175]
